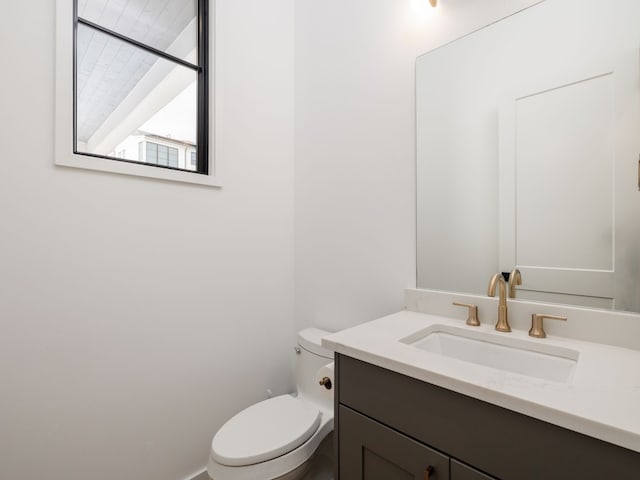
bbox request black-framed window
[73,0,208,175]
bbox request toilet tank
[296,328,334,410]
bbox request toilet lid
[211,394,321,467]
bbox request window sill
[54,152,222,188]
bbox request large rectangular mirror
[416,0,640,313]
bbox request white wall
[294,0,543,333]
[0,1,294,480]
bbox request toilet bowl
[207,328,334,480]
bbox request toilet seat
[211,394,321,467]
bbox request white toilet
[207,328,334,480]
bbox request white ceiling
[76,0,196,143]
[78,0,197,54]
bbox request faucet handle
[452,302,480,326]
[529,313,567,338]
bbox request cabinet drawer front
[340,405,449,480]
[337,354,640,480]
[451,459,497,480]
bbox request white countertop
[322,310,640,453]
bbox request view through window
[74,0,208,174]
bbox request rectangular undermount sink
[402,325,579,383]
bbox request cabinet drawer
[340,405,449,480]
[451,460,497,480]
[337,354,640,480]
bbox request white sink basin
[402,325,579,383]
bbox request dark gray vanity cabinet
[334,354,640,480]
[339,405,492,479]
[340,405,450,479]
[450,460,495,480]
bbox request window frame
[55,0,220,187]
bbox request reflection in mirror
[416,0,640,313]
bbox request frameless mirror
[416,0,640,313]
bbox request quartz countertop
[322,310,640,453]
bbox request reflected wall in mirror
[416,0,640,313]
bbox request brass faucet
[508,268,522,298]
[487,273,511,332]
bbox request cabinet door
[339,406,449,480]
[451,459,498,480]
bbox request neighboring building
[110,130,197,171]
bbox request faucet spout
[487,273,511,332]
[508,268,522,298]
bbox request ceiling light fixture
[429,0,438,6]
